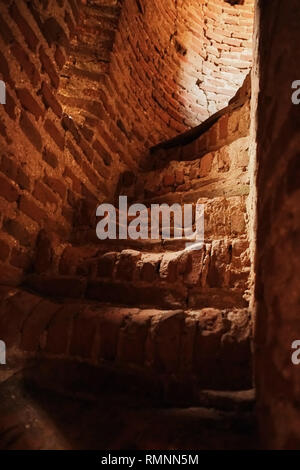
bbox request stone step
[0,376,257,450]
[195,388,255,412]
[146,98,250,170]
[0,286,252,391]
[25,274,248,310]
[30,238,250,308]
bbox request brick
[44,175,66,199]
[147,311,184,373]
[62,206,73,225]
[117,311,150,366]
[34,230,55,274]
[81,184,96,201]
[98,308,127,361]
[99,128,119,154]
[80,126,94,142]
[19,111,43,151]
[93,156,110,178]
[0,15,14,45]
[25,2,43,32]
[16,88,44,120]
[27,275,86,299]
[78,138,94,162]
[33,181,58,207]
[45,304,75,355]
[62,114,80,142]
[54,46,66,69]
[3,218,31,246]
[4,91,17,120]
[232,31,251,41]
[92,139,112,166]
[0,290,40,346]
[66,139,82,165]
[69,0,80,23]
[0,262,23,287]
[0,119,9,143]
[199,152,214,176]
[160,252,190,282]
[64,167,82,193]
[67,189,78,208]
[64,10,76,37]
[98,252,118,278]
[163,173,175,186]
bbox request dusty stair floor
[0,374,258,450]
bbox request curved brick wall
[100,0,254,166]
[254,0,300,449]
[0,0,253,285]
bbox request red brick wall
[0,0,254,286]
[57,0,130,169]
[0,0,115,285]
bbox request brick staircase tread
[150,97,246,154]
[0,375,257,450]
[0,285,252,393]
[0,284,250,311]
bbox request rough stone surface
[0,375,257,450]
[254,0,300,450]
[0,0,260,451]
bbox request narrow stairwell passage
[14,79,253,392]
[0,0,259,449]
[0,75,256,449]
